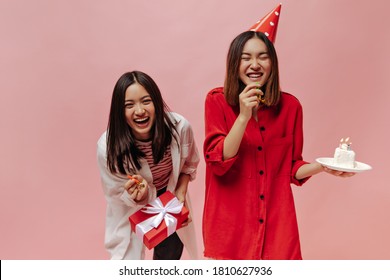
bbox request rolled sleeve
[178,116,200,181]
[204,88,238,176]
[290,99,311,186]
[291,160,310,186]
[204,138,238,176]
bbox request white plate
[315,157,372,173]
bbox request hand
[238,83,263,121]
[181,214,192,227]
[323,166,356,178]
[180,200,192,227]
[124,174,148,202]
[174,189,191,227]
[174,173,191,227]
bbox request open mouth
[134,117,149,125]
[247,73,263,80]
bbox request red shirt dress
[203,87,310,260]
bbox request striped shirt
[136,140,172,191]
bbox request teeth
[134,117,148,123]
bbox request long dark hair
[106,71,177,175]
[224,31,281,107]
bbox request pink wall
[1,0,389,259]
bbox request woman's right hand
[238,83,263,121]
[124,175,148,202]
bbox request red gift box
[129,191,189,249]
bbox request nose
[134,104,145,115]
[251,59,261,68]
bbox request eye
[241,55,251,61]
[125,103,134,109]
[259,54,269,60]
[142,98,152,105]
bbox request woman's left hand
[174,173,191,227]
[180,201,192,227]
[175,192,192,227]
[323,166,356,178]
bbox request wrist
[237,114,250,124]
[175,192,186,202]
[316,162,325,172]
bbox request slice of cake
[333,137,356,168]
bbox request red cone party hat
[249,3,282,43]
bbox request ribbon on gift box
[135,195,184,242]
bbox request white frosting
[333,146,356,168]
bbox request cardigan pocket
[265,134,293,178]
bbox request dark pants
[153,187,184,260]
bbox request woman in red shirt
[202,31,354,260]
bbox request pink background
[1,0,389,259]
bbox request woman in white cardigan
[97,71,200,259]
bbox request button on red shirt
[203,87,310,260]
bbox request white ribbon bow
[135,195,184,243]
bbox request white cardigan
[97,112,200,259]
